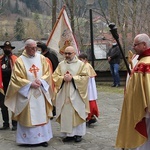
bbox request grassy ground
[96,82,124,94]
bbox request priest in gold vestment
[4,39,53,147]
[52,46,89,143]
[116,33,150,150]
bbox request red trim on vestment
[138,48,150,60]
[135,117,148,138]
[134,63,150,73]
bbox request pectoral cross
[29,64,39,78]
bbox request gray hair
[135,33,150,47]
[25,39,37,46]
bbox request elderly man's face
[64,46,75,61]
[25,43,37,56]
[133,38,146,55]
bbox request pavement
[0,84,129,150]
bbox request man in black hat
[0,41,17,130]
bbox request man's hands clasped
[64,71,72,82]
[31,79,42,88]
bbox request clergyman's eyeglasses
[27,46,37,50]
[133,42,143,47]
[64,52,74,55]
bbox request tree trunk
[52,0,57,28]
[64,0,75,33]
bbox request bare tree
[52,0,57,28]
[63,0,75,33]
[96,0,150,55]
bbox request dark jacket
[107,45,121,64]
[0,54,17,93]
[44,49,59,71]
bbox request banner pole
[89,9,95,69]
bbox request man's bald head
[64,46,76,61]
[65,46,76,53]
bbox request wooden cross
[29,64,39,78]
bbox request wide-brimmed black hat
[0,41,15,49]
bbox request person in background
[107,42,121,87]
[52,46,89,143]
[4,39,53,147]
[37,42,59,71]
[116,33,150,150]
[37,42,59,117]
[0,41,17,131]
[78,53,99,126]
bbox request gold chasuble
[84,62,97,77]
[5,51,53,127]
[52,56,89,133]
[116,49,150,149]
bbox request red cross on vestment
[29,64,39,78]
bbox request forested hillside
[0,0,108,42]
[0,0,50,16]
[0,0,53,41]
